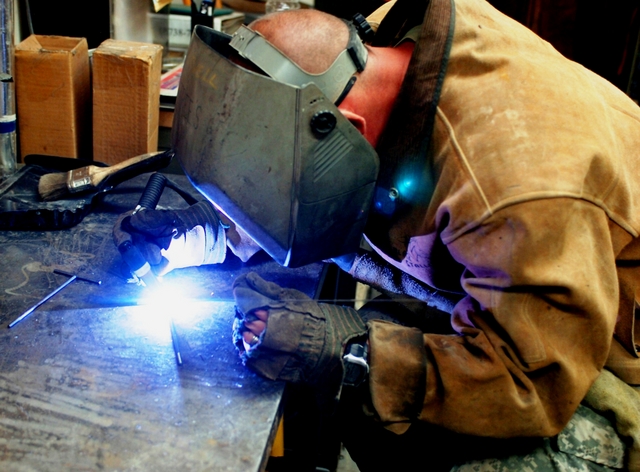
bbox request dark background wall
[316,0,640,98]
[18,0,111,49]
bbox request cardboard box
[92,40,163,165]
[15,35,91,160]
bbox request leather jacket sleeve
[367,197,619,437]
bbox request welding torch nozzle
[118,240,159,288]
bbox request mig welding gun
[112,172,228,285]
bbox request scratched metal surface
[0,173,325,471]
[0,302,283,471]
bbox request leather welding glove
[112,201,227,276]
[232,272,367,400]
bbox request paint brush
[38,150,173,201]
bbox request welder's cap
[172,22,379,267]
[228,20,368,105]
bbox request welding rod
[8,275,77,328]
[169,318,183,366]
[53,269,102,285]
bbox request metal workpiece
[0,301,284,472]
[0,174,324,471]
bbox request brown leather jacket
[358,0,640,438]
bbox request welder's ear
[338,109,367,137]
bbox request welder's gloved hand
[232,272,367,400]
[112,201,227,276]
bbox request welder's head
[172,11,379,267]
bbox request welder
[113,0,640,470]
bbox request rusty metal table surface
[0,172,325,472]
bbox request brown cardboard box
[15,35,91,160]
[92,40,163,165]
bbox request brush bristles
[38,172,72,201]
[37,152,163,201]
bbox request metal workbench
[0,172,325,471]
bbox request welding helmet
[172,23,379,267]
